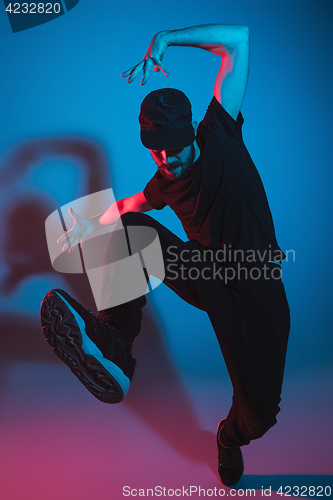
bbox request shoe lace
[218,446,241,466]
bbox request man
[40,24,290,487]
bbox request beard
[156,144,197,181]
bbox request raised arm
[121,24,250,120]
[58,191,152,253]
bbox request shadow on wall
[0,136,217,473]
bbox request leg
[40,212,204,403]
[204,270,290,448]
[99,212,204,345]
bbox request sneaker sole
[40,290,130,404]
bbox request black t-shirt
[143,97,285,264]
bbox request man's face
[150,143,196,181]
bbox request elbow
[238,25,249,44]
[218,25,249,51]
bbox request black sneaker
[217,418,244,487]
[40,289,136,404]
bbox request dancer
[41,24,290,487]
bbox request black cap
[139,88,195,150]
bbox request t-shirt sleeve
[143,172,167,210]
[201,96,244,139]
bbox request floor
[0,314,332,500]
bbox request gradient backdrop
[0,0,332,498]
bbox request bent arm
[163,24,250,120]
[123,24,249,120]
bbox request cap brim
[141,124,195,150]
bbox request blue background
[0,0,332,497]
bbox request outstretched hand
[57,207,94,254]
[121,32,169,86]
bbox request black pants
[100,212,290,449]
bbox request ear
[192,120,198,135]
